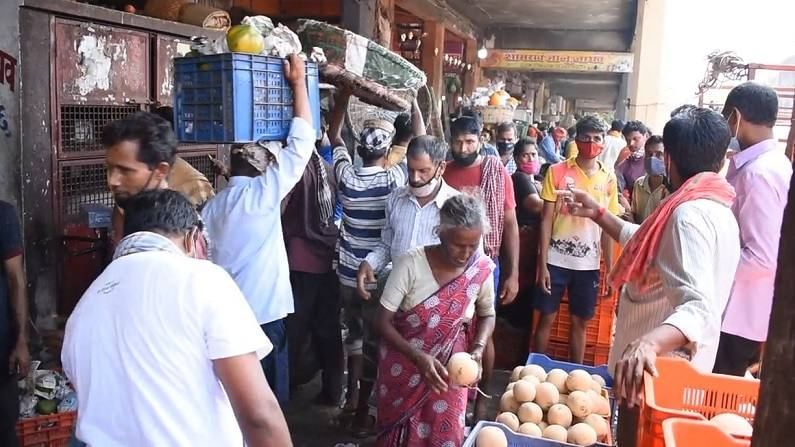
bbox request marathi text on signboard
[481,50,634,73]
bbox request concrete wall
[630,0,795,133]
[0,0,21,207]
[493,29,630,53]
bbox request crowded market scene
[0,0,794,446]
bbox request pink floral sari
[376,254,494,447]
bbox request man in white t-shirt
[62,189,292,446]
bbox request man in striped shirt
[327,91,406,434]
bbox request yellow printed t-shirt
[541,158,620,271]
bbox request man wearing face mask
[630,135,669,223]
[714,82,792,377]
[105,111,217,262]
[495,121,518,174]
[615,121,650,197]
[535,115,620,364]
[444,115,520,421]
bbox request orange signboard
[481,50,634,73]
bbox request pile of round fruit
[488,364,611,446]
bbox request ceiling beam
[396,0,480,40]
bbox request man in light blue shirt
[538,127,565,164]
[202,55,313,404]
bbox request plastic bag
[242,15,275,36]
[263,24,302,58]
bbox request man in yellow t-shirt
[535,115,620,364]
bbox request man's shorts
[535,264,600,320]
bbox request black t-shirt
[0,200,22,373]
[511,171,541,227]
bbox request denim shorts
[535,264,600,319]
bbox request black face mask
[496,141,515,156]
[452,150,478,167]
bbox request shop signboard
[481,50,634,73]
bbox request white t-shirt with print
[62,250,271,446]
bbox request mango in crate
[227,24,265,54]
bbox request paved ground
[286,370,511,446]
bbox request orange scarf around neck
[609,171,736,290]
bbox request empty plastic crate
[638,357,758,447]
[464,421,610,447]
[662,419,750,447]
[173,53,321,143]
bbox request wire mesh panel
[58,161,113,221]
[179,150,219,187]
[59,105,141,158]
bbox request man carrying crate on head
[201,54,315,405]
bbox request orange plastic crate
[547,292,617,348]
[639,358,758,447]
[662,418,750,447]
[16,412,76,447]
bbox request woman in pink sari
[375,193,497,447]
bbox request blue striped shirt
[334,146,406,286]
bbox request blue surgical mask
[644,157,665,177]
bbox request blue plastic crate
[464,421,610,447]
[173,53,321,143]
[526,354,617,444]
[525,354,613,388]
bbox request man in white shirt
[62,189,291,446]
[343,135,457,435]
[562,107,740,447]
[601,119,626,171]
[201,55,313,404]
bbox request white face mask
[410,177,439,198]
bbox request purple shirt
[617,156,645,194]
[722,139,792,341]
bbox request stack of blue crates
[173,53,321,143]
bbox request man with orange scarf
[561,107,740,447]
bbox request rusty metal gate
[51,18,222,315]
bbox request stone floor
[285,370,512,446]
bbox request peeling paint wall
[0,1,21,207]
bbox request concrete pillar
[341,0,376,38]
[533,81,545,122]
[0,0,20,206]
[464,38,476,95]
[615,73,630,121]
[421,20,445,99]
[627,0,667,129]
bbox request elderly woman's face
[440,227,482,267]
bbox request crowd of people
[0,52,790,447]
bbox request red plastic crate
[639,358,758,447]
[16,412,76,447]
